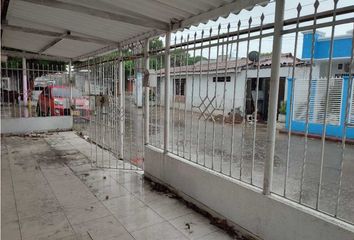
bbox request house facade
[302,30,352,78]
[285,31,354,139]
[157,54,312,121]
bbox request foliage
[171,48,207,67]
[279,101,286,114]
[3,57,65,69]
[149,38,163,51]
[149,38,207,70]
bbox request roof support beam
[1,49,71,61]
[39,31,69,53]
[20,0,169,31]
[74,29,160,61]
[2,24,116,45]
[171,0,268,30]
[1,0,11,38]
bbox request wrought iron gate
[74,43,146,170]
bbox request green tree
[171,49,206,67]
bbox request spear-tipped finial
[314,0,319,9]
[260,13,265,22]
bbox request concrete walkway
[1,131,234,240]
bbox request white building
[157,53,315,121]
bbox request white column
[22,57,28,106]
[164,32,171,153]
[144,39,150,145]
[263,0,285,195]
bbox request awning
[1,0,269,60]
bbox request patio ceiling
[1,0,269,61]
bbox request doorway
[245,77,285,121]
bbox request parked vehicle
[36,86,90,118]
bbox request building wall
[318,59,351,78]
[158,65,314,116]
[302,32,352,60]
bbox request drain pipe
[263,0,285,195]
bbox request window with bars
[212,76,231,82]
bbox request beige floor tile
[16,195,62,220]
[196,230,235,240]
[50,183,97,207]
[148,197,193,220]
[20,211,74,240]
[119,206,165,232]
[1,220,22,240]
[72,215,134,240]
[88,182,130,201]
[63,201,111,225]
[169,212,219,239]
[133,187,167,204]
[132,221,188,240]
[2,134,233,240]
[103,194,145,218]
[110,171,143,184]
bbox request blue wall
[302,32,352,59]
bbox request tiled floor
[1,131,235,240]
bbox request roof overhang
[1,0,269,61]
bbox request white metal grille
[349,81,354,124]
[293,78,343,125]
[293,78,310,121]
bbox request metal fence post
[164,32,171,153]
[144,39,150,145]
[263,0,285,195]
[118,47,124,159]
[69,60,72,101]
[22,57,28,107]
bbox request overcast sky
[167,0,353,59]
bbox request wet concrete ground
[1,132,236,240]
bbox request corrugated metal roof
[2,0,269,60]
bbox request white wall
[158,65,315,115]
[1,116,73,134]
[317,60,351,78]
[145,146,354,240]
